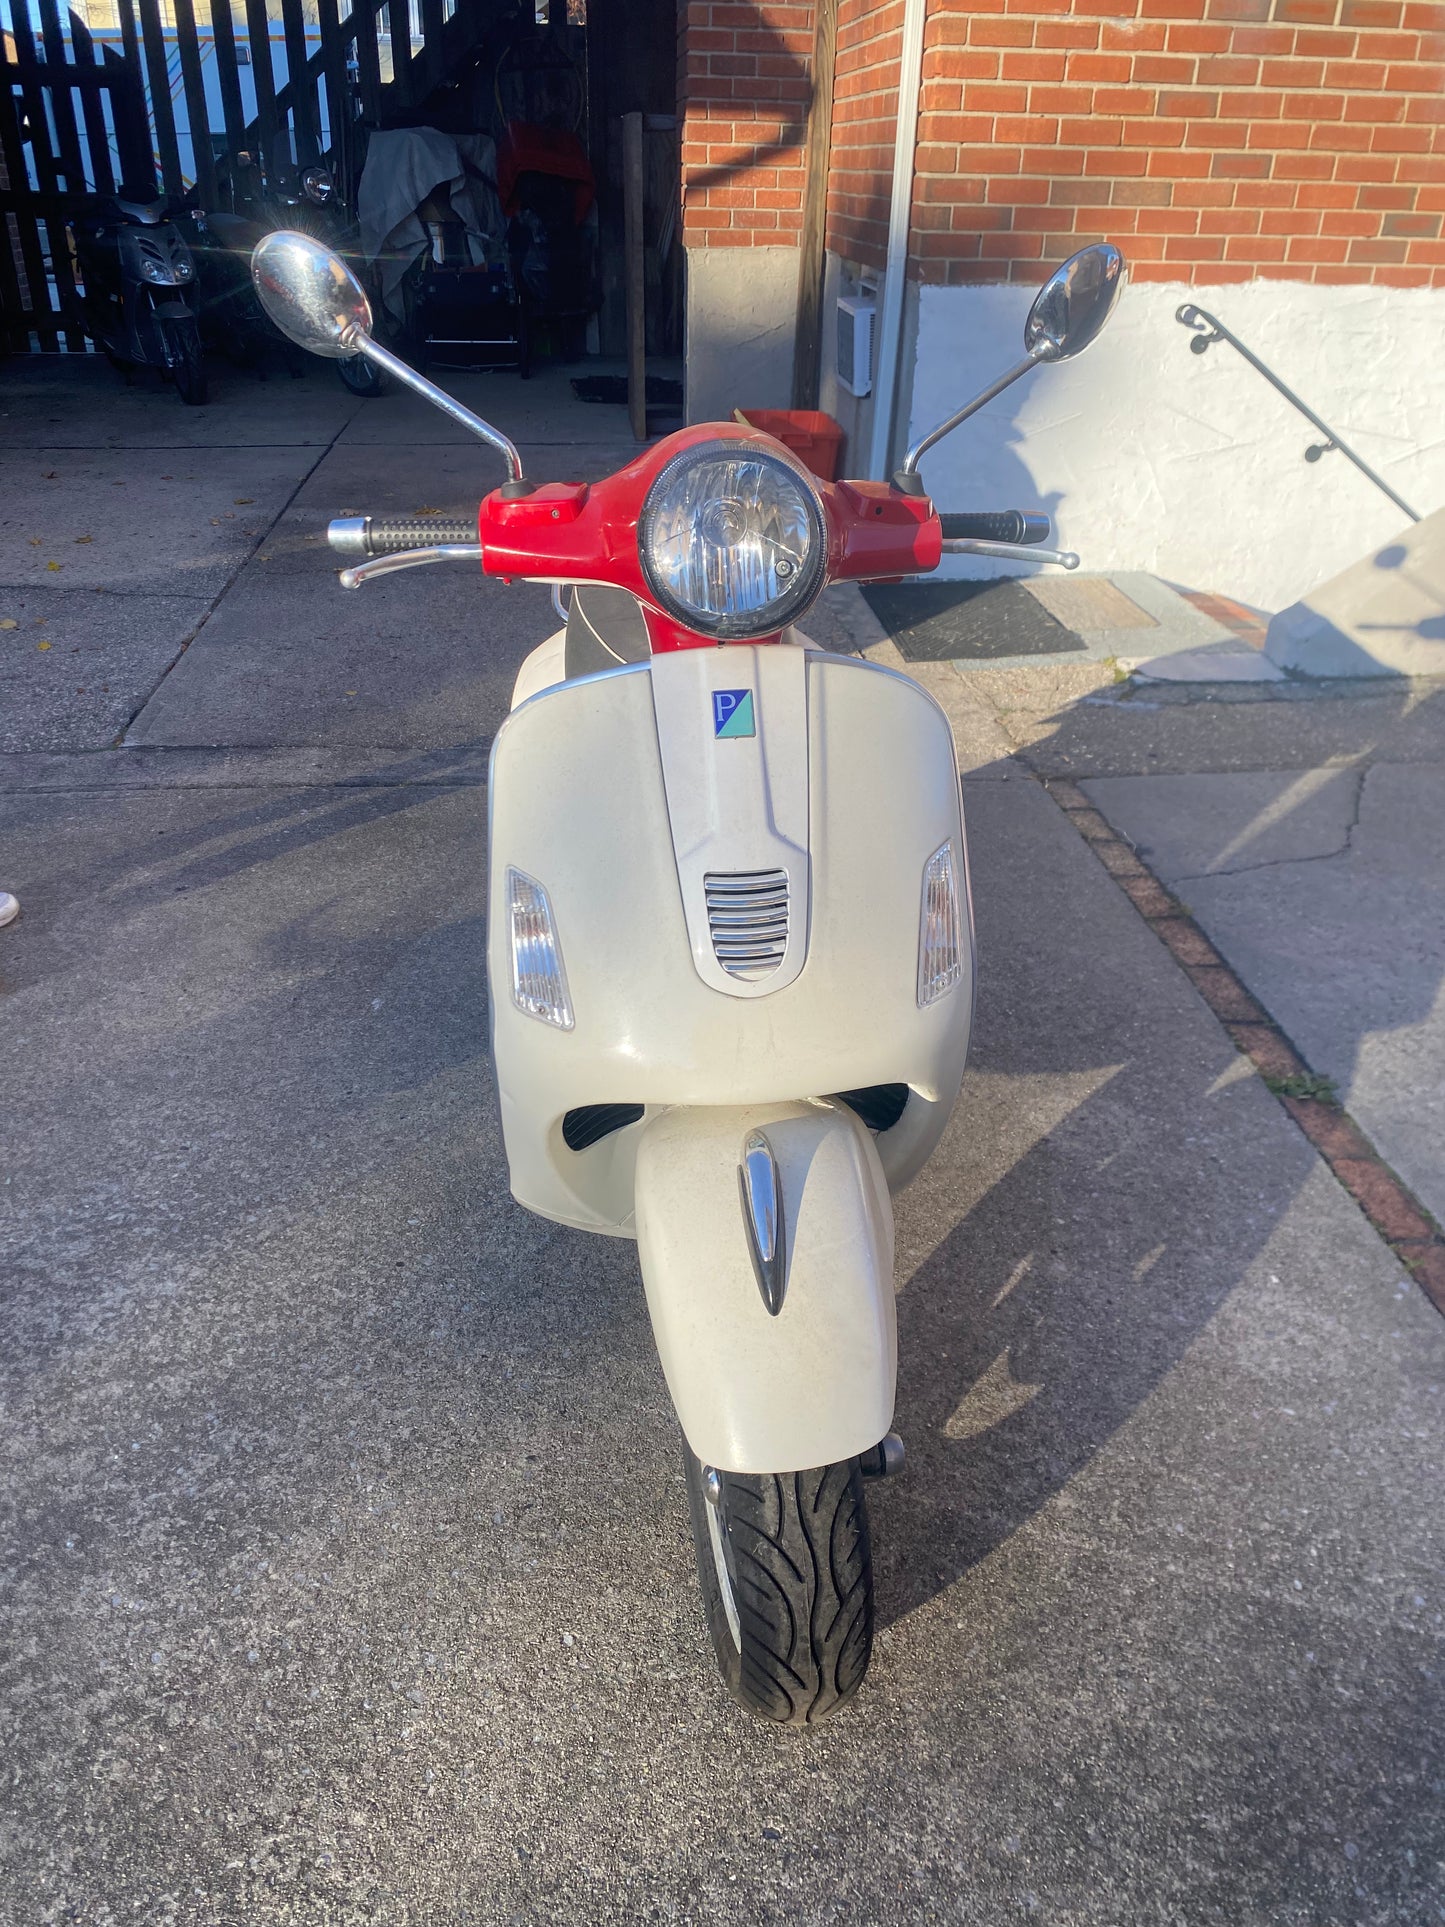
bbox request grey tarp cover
[357,128,504,322]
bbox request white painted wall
[905,279,1445,613]
[684,246,799,426]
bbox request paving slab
[0,353,361,449]
[1131,639,1286,683]
[0,585,209,751]
[1267,506,1445,679]
[1084,762,1445,1229]
[0,444,330,600]
[864,572,1236,675]
[126,441,638,751]
[336,359,676,452]
[1007,676,1445,779]
[1082,767,1363,878]
[0,760,1439,1925]
[0,743,490,791]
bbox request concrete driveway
[1,354,1441,1926]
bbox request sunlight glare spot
[992,1255,1033,1309]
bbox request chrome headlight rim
[637,436,829,641]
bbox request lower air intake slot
[832,1084,910,1132]
[562,1104,645,1152]
[704,868,789,982]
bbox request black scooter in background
[68,192,207,405]
[187,160,383,396]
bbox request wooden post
[792,0,837,410]
[623,110,647,444]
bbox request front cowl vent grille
[704,868,789,981]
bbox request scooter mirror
[1023,243,1126,362]
[250,229,372,359]
[895,242,1128,484]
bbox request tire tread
[686,1454,874,1725]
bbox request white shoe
[0,892,19,929]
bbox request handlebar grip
[328,515,476,557]
[364,517,477,553]
[938,510,1050,546]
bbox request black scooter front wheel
[683,1448,873,1724]
[337,351,386,397]
[161,317,208,406]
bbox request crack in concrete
[1169,766,1368,883]
[112,406,364,747]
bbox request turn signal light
[917,841,964,1008]
[507,868,574,1029]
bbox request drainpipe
[865,0,927,480]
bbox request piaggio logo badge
[712,689,755,739]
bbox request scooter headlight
[917,840,965,1007]
[302,165,335,206]
[507,868,574,1030]
[637,439,827,640]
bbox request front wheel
[161,317,208,405]
[337,351,386,397]
[683,1448,873,1724]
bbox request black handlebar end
[938,509,1051,546]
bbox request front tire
[683,1449,874,1724]
[162,317,208,405]
[337,351,386,397]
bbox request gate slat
[242,0,283,182]
[113,0,154,193]
[35,0,88,194]
[7,0,83,347]
[207,0,248,184]
[0,77,52,349]
[133,0,184,201]
[279,0,319,168]
[386,0,413,114]
[351,0,383,128]
[171,0,216,206]
[314,0,350,185]
[104,37,157,193]
[67,8,118,198]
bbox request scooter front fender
[634,1100,896,1475]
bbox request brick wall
[826,0,906,266]
[677,1,1444,287]
[910,0,1445,288]
[678,1,814,249]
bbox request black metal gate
[0,0,542,353]
[1,5,155,348]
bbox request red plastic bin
[732,408,845,482]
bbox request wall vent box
[837,296,875,398]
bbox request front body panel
[487,644,972,1236]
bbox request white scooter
[253,232,1125,1722]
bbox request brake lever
[337,544,483,589]
[939,538,1079,570]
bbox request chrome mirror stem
[898,348,1048,479]
[346,333,525,483]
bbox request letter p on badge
[712,689,755,739]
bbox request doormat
[862,580,1078,661]
[571,374,684,405]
